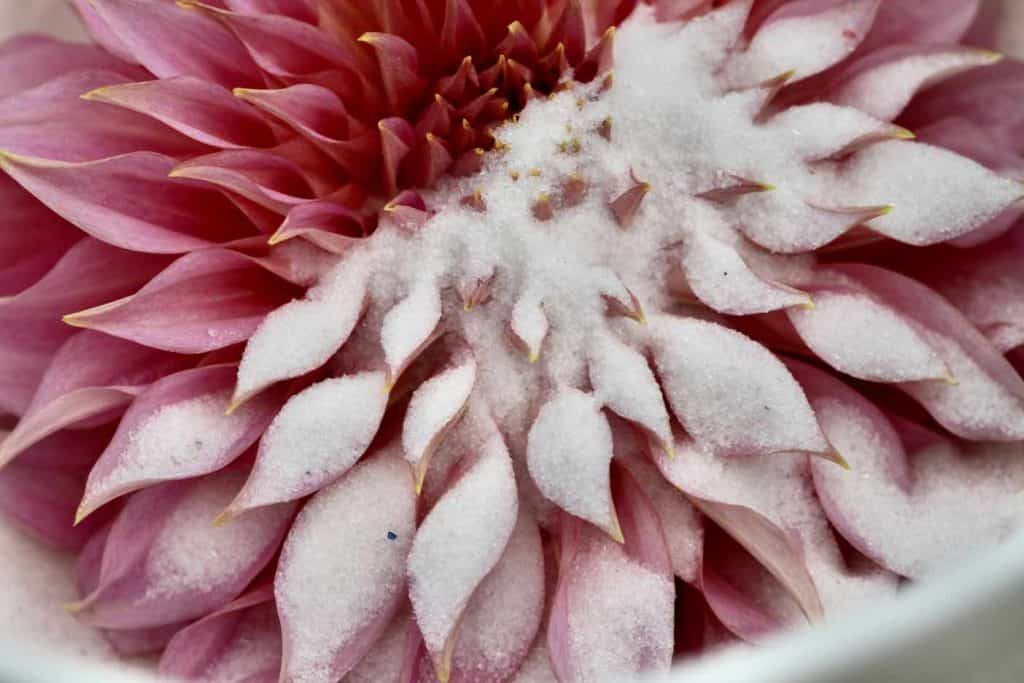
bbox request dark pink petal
[91,0,261,87]
[171,149,316,215]
[0,239,169,416]
[224,372,388,516]
[73,468,294,629]
[0,70,206,162]
[272,198,367,254]
[0,174,80,297]
[831,264,1024,441]
[0,152,256,254]
[0,430,111,551]
[160,586,282,682]
[79,364,282,520]
[860,0,979,49]
[0,331,185,466]
[448,510,545,683]
[83,76,277,149]
[0,33,142,98]
[409,435,519,682]
[64,249,299,354]
[104,622,184,657]
[276,453,416,683]
[527,388,620,540]
[791,359,1024,579]
[648,314,831,458]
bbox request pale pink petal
[342,609,412,683]
[276,453,416,683]
[0,33,142,98]
[408,436,519,682]
[225,372,388,514]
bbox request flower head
[1,1,1024,681]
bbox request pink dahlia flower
[1,0,1024,681]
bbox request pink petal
[0,238,168,416]
[82,76,277,149]
[232,260,369,407]
[342,609,411,683]
[171,149,316,215]
[448,511,545,683]
[69,0,138,64]
[91,0,261,87]
[64,249,299,354]
[0,331,185,466]
[402,354,477,492]
[527,388,620,540]
[832,263,1024,441]
[225,372,388,515]
[272,198,367,253]
[791,359,1024,578]
[276,453,416,683]
[79,364,282,520]
[0,33,142,98]
[648,315,830,458]
[103,622,184,657]
[860,0,980,50]
[0,151,256,254]
[159,586,282,681]
[74,468,293,629]
[408,436,519,682]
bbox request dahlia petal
[839,140,1023,246]
[0,152,256,254]
[91,0,261,87]
[547,510,674,682]
[736,192,890,253]
[103,622,185,657]
[158,586,281,682]
[654,0,711,23]
[527,388,620,540]
[0,239,168,416]
[380,117,416,196]
[833,263,1024,441]
[227,372,388,514]
[75,468,293,629]
[69,0,139,64]
[826,46,1001,122]
[448,511,545,683]
[861,0,980,49]
[679,231,813,313]
[0,70,205,163]
[79,364,280,519]
[726,0,881,84]
[403,355,477,492]
[64,249,296,354]
[222,0,317,23]
[791,360,1024,578]
[359,32,427,113]
[620,456,703,583]
[0,34,142,99]
[508,640,558,683]
[171,149,315,215]
[275,454,416,683]
[0,434,108,551]
[408,436,519,682]
[766,102,911,161]
[649,315,830,457]
[232,261,369,406]
[440,0,487,64]
[786,286,951,383]
[0,331,182,467]
[382,280,443,386]
[510,295,548,362]
[82,76,277,149]
[588,334,673,455]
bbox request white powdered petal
[200,604,282,683]
[649,315,829,457]
[788,290,950,382]
[680,232,812,314]
[231,372,388,511]
[812,397,1024,578]
[342,612,409,683]
[767,103,905,160]
[588,334,672,455]
[510,642,557,683]
[233,263,368,406]
[726,0,878,83]
[145,471,291,600]
[840,140,1022,246]
[829,49,1002,121]
[622,457,703,583]
[408,437,519,679]
[526,389,620,539]
[451,512,545,682]
[566,540,675,683]
[510,296,548,362]
[381,280,443,384]
[402,356,477,485]
[277,455,416,683]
